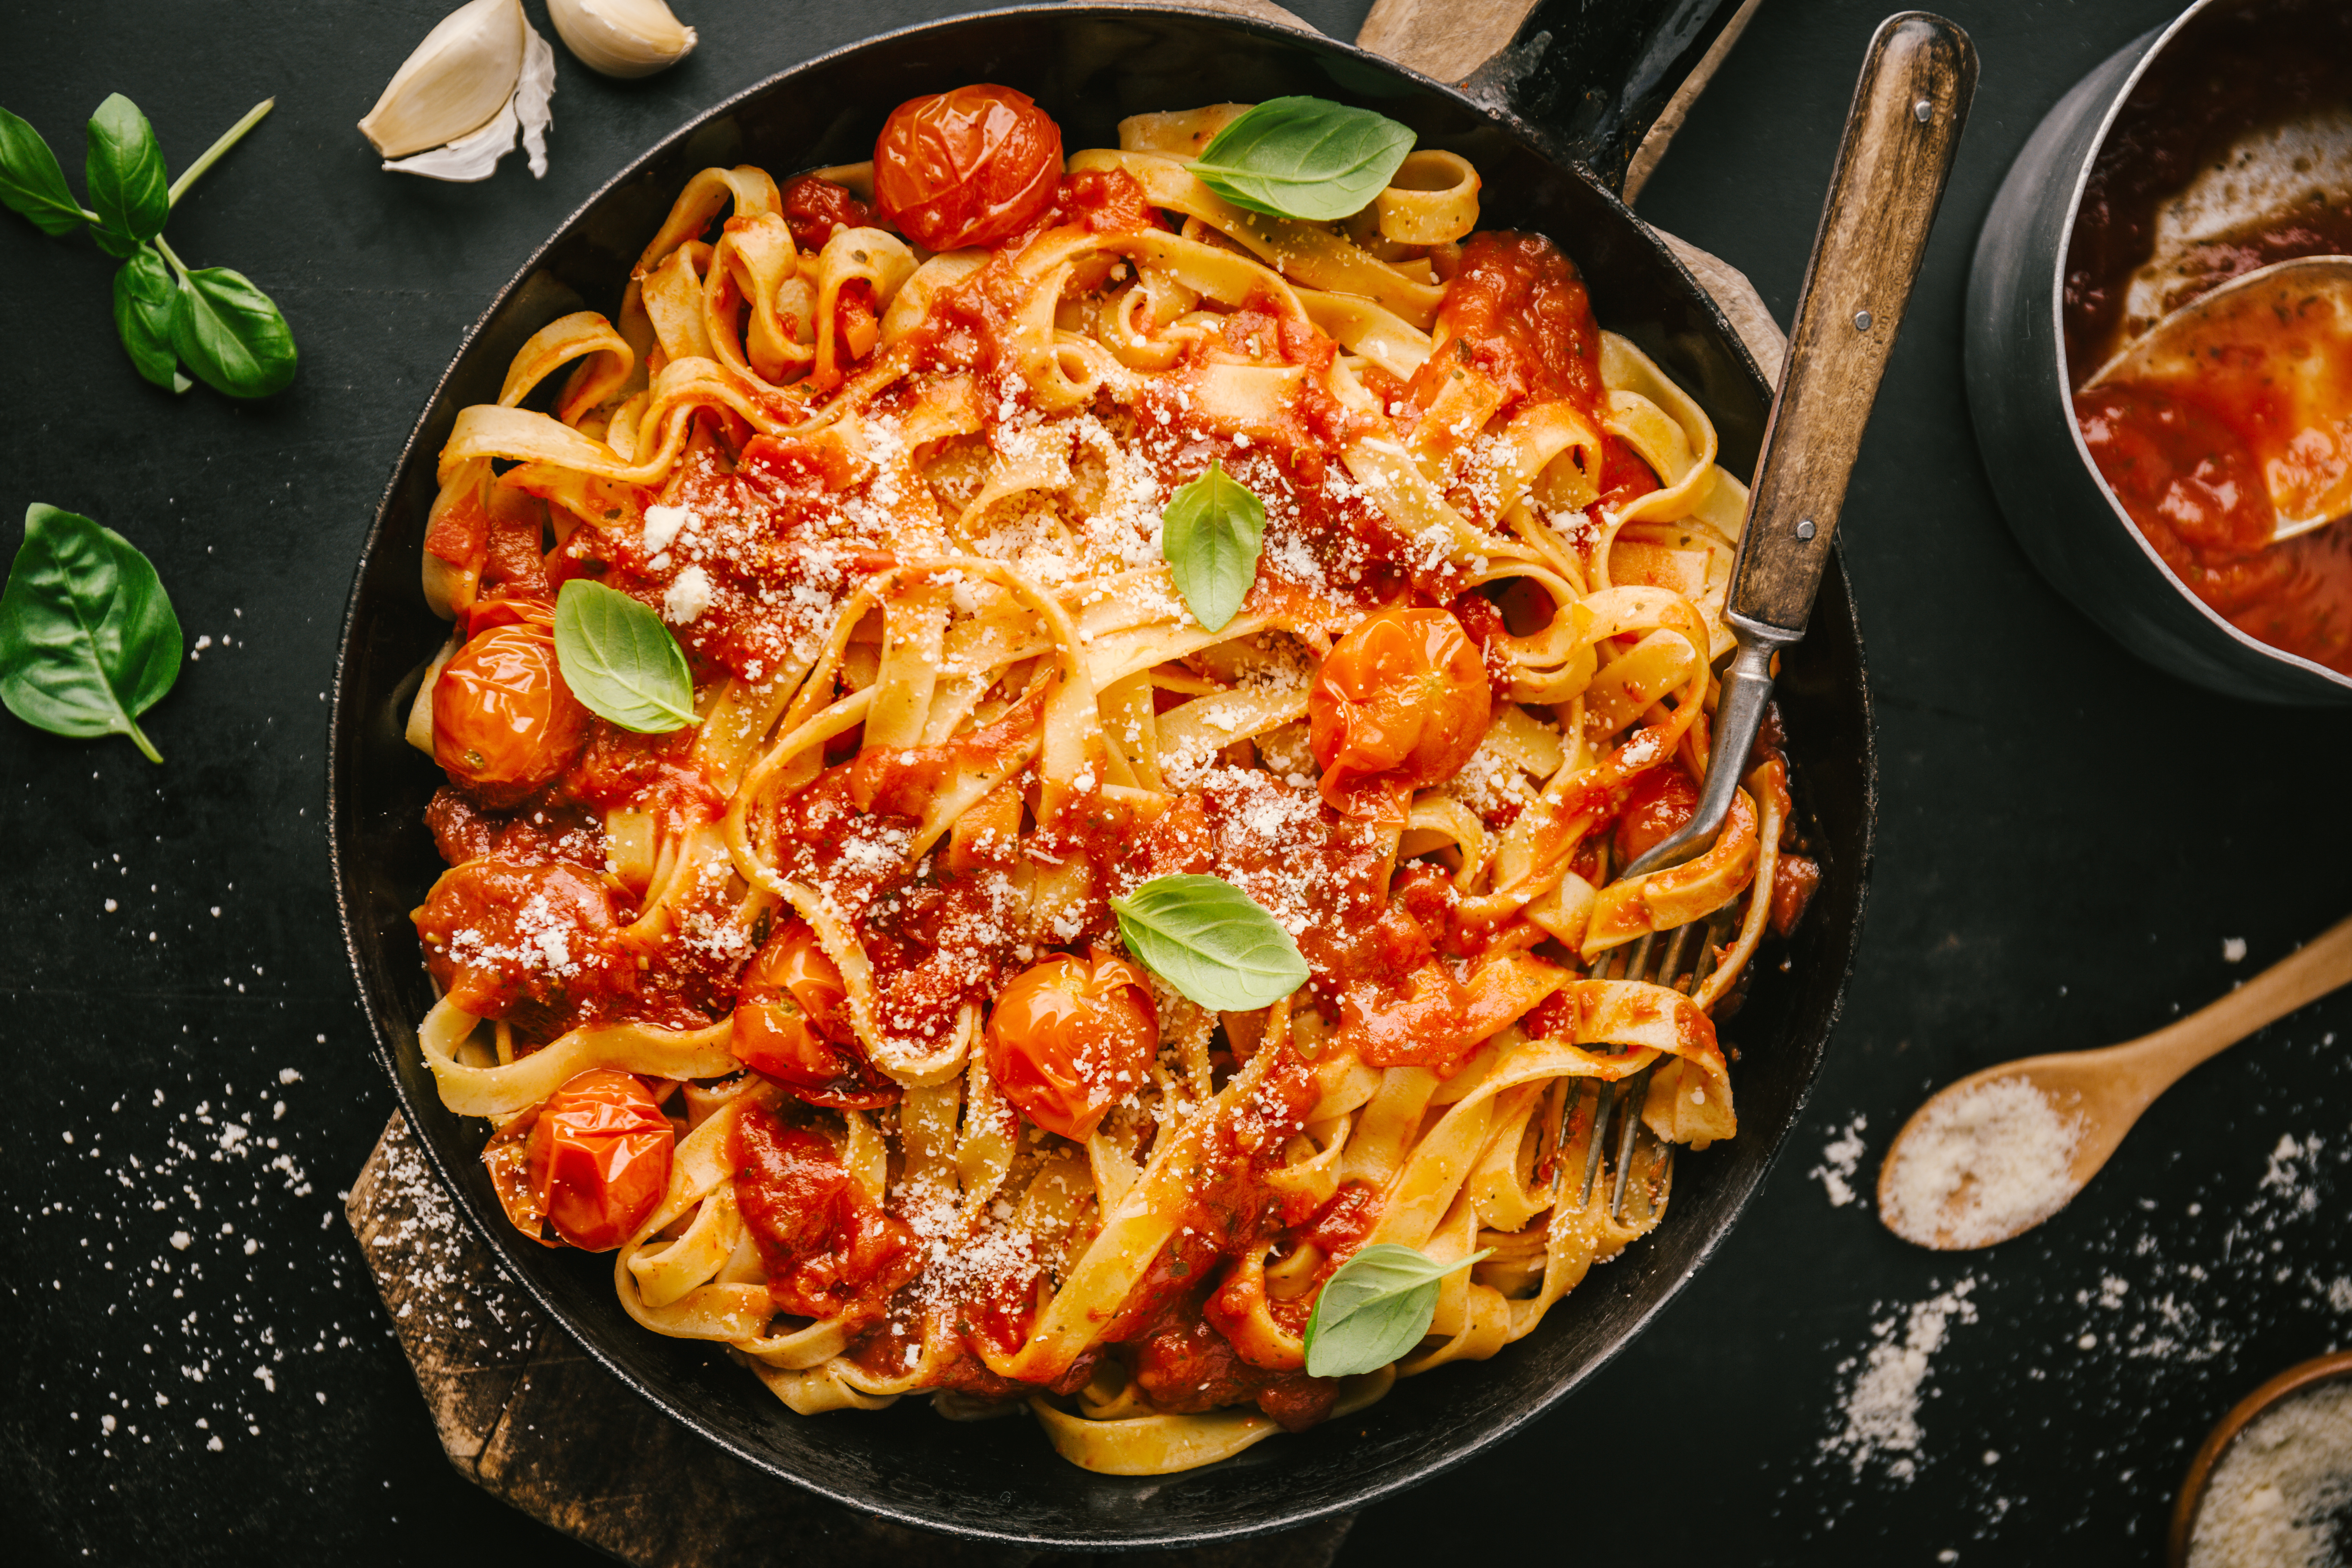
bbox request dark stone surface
[4,1,2348,1563]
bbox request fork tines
[1551,905,1739,1224]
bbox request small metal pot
[1964,0,2352,706]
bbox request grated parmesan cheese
[1881,1077,2084,1248]
[2189,1378,2352,1568]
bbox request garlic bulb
[358,0,525,159]
[549,0,698,79]
[364,0,558,183]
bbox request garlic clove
[382,96,517,183]
[549,0,699,79]
[359,0,527,160]
[379,22,556,183]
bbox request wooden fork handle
[1727,12,1976,634]
[2134,914,2352,1077]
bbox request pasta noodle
[399,88,1824,1475]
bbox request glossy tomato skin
[434,610,592,807]
[1613,762,1701,867]
[872,84,1063,251]
[1308,607,1492,810]
[984,949,1157,1141]
[730,922,897,1109]
[413,857,633,1022]
[524,1069,675,1251]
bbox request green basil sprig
[0,504,182,764]
[113,245,187,394]
[553,579,699,734]
[85,94,169,259]
[1109,874,1308,1012]
[0,107,87,236]
[171,265,296,398]
[1302,1243,1493,1378]
[1160,460,1265,633]
[1191,97,1417,224]
[0,95,291,398]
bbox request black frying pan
[328,2,1877,1546]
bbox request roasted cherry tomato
[413,857,632,1020]
[524,1069,674,1252]
[872,84,1063,251]
[434,610,591,807]
[1613,762,1701,867]
[1308,607,1492,810]
[984,949,1158,1141]
[731,922,896,1108]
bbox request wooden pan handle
[1726,12,1976,636]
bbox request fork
[1549,904,1739,1224]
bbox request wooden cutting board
[342,8,1788,1560]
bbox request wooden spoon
[1877,914,2352,1250]
[2083,255,2352,543]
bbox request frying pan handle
[1723,12,1975,637]
[1421,0,1759,192]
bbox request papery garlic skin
[549,0,699,79]
[359,0,527,159]
[513,24,557,179]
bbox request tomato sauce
[2063,2,2352,378]
[733,1104,916,1327]
[1409,232,1604,425]
[2064,2,2352,673]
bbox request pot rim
[2044,0,2352,696]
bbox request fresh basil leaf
[0,106,88,237]
[0,503,181,764]
[1302,1243,1492,1378]
[170,265,296,398]
[1109,874,1308,1012]
[553,578,698,734]
[113,246,189,393]
[1160,460,1265,633]
[86,93,168,258]
[1191,96,1416,224]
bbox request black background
[7,1,2351,1562]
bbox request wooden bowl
[2167,1347,2352,1565]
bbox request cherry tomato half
[731,922,896,1108]
[1308,607,1492,810]
[434,611,591,807]
[872,84,1064,251]
[524,1069,674,1252]
[985,949,1158,1141]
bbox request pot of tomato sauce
[1967,0,2352,704]
[328,0,1878,1546]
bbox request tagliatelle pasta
[397,86,1823,1475]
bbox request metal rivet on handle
[1853,310,1874,331]
[1914,98,1933,123]
[1796,519,1817,541]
